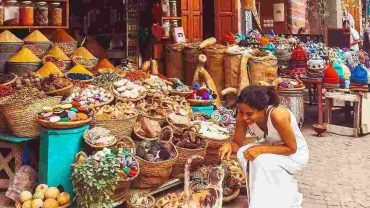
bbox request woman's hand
[219,142,239,160]
[244,146,264,161]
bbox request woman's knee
[253,154,280,169]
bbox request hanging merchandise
[241,0,256,11]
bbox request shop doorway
[203,0,215,39]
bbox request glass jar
[49,2,62,26]
[0,2,4,26]
[19,1,34,26]
[163,20,170,37]
[4,0,19,26]
[35,2,48,26]
[169,0,177,17]
[162,0,170,17]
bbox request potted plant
[71,151,120,208]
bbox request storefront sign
[273,3,285,22]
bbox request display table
[39,125,89,197]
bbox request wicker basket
[88,95,114,109]
[2,96,62,138]
[223,188,241,203]
[1,73,17,86]
[138,113,167,126]
[24,41,52,51]
[53,42,78,56]
[16,202,71,208]
[166,117,191,133]
[170,139,208,178]
[111,86,147,103]
[7,62,42,76]
[132,142,178,188]
[133,123,158,141]
[44,83,74,96]
[200,135,230,166]
[127,195,156,208]
[84,134,117,150]
[92,113,138,138]
[187,99,214,106]
[169,90,192,97]
[38,117,92,129]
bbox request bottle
[4,0,19,26]
[35,2,48,26]
[19,1,34,26]
[49,2,62,26]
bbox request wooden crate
[0,141,23,190]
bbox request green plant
[71,153,120,208]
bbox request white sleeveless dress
[236,106,309,208]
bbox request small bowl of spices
[65,64,94,83]
[51,29,78,52]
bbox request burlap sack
[224,53,242,89]
[165,43,185,80]
[184,43,201,86]
[203,44,227,96]
[248,55,278,85]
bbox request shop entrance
[202,0,215,39]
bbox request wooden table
[301,78,324,124]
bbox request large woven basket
[170,139,208,178]
[200,135,230,166]
[38,117,92,129]
[92,113,138,138]
[133,123,158,141]
[132,142,178,189]
[1,96,62,138]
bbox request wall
[257,0,288,33]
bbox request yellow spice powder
[46,46,71,61]
[67,64,93,76]
[36,62,64,78]
[71,47,96,60]
[0,30,23,43]
[8,47,41,62]
[23,30,50,42]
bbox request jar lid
[35,2,47,5]
[6,0,18,3]
[49,2,61,6]
[21,1,32,4]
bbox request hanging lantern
[241,0,256,11]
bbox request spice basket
[0,42,23,53]
[24,41,52,51]
[114,141,140,200]
[71,56,98,69]
[38,117,92,129]
[171,139,208,178]
[169,90,192,97]
[92,113,138,138]
[2,73,17,86]
[133,123,158,141]
[65,72,94,83]
[132,142,178,188]
[16,202,71,208]
[2,96,62,138]
[44,83,73,96]
[187,99,214,106]
[7,62,42,76]
[223,188,241,203]
[84,134,117,150]
[53,42,77,56]
[127,195,156,208]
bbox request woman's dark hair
[237,86,280,110]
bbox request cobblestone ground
[296,128,370,208]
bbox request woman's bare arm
[232,114,248,153]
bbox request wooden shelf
[162,17,182,20]
[39,0,67,2]
[0,26,69,29]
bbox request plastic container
[19,1,34,26]
[35,2,48,26]
[191,105,214,116]
[49,2,62,26]
[4,0,19,26]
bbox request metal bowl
[0,42,23,53]
[7,62,42,75]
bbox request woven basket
[92,113,138,138]
[132,142,178,188]
[111,86,147,103]
[84,134,117,150]
[200,135,230,166]
[127,195,156,208]
[38,117,92,129]
[138,113,167,126]
[166,116,191,133]
[187,99,214,106]
[2,96,62,138]
[170,139,208,178]
[16,202,71,208]
[88,95,114,109]
[133,123,158,141]
[1,73,17,86]
[169,90,192,97]
[223,188,240,203]
[44,83,74,96]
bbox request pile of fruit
[17,184,70,208]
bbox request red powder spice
[51,29,75,42]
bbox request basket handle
[159,126,175,143]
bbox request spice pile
[0,30,23,43]
[94,103,136,120]
[42,55,66,70]
[124,70,149,82]
[13,72,42,90]
[3,88,46,105]
[72,56,96,69]
[23,44,46,58]
[0,85,15,97]
[113,79,146,99]
[91,73,122,88]
[8,47,41,63]
[36,62,64,78]
[71,47,97,60]
[84,127,116,147]
[53,43,74,56]
[40,74,72,93]
[51,29,76,42]
[23,30,50,42]
[63,85,113,107]
[66,65,93,81]
[136,140,175,162]
[46,46,71,61]
[37,102,89,123]
[91,59,117,74]
[136,117,161,139]
[143,76,171,95]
